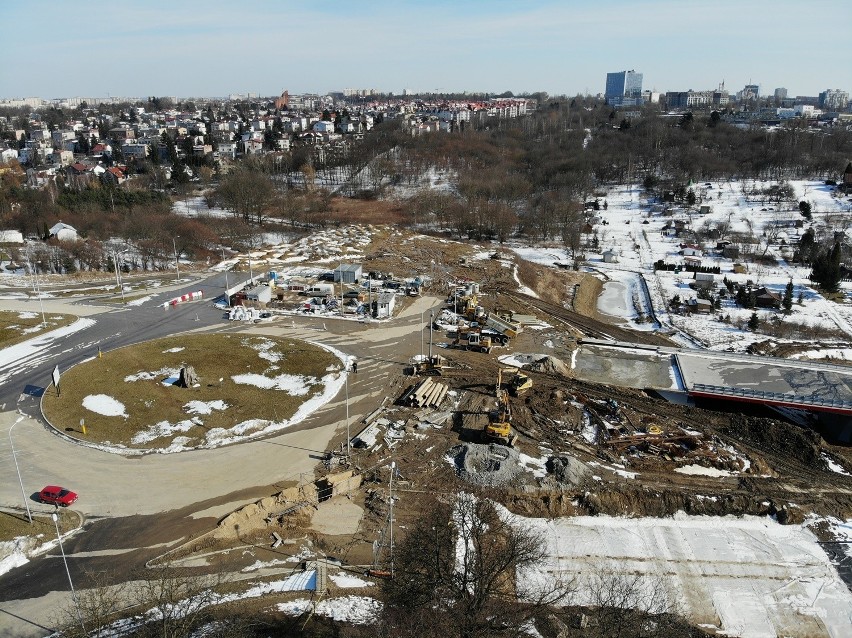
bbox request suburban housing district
[1,70,852,638]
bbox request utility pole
[9,418,32,524]
[172,235,181,283]
[345,361,350,458]
[52,512,86,635]
[429,310,434,359]
[389,461,396,578]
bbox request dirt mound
[722,414,823,468]
[448,443,524,487]
[523,354,571,377]
[545,456,591,486]
[577,485,774,519]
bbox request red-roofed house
[101,167,126,186]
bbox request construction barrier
[166,290,203,306]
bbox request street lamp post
[172,235,180,283]
[32,260,46,327]
[345,361,350,458]
[8,418,32,524]
[221,248,230,307]
[52,511,86,635]
[113,250,127,304]
[429,310,434,359]
[389,461,396,578]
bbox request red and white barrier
[165,290,204,307]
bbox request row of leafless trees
[54,495,695,638]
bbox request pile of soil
[525,355,572,377]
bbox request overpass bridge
[576,339,852,425]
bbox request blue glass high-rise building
[605,70,643,105]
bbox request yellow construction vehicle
[502,368,532,397]
[461,294,486,322]
[484,369,517,446]
[449,326,511,353]
[410,354,448,376]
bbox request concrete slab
[572,344,678,390]
[676,353,852,404]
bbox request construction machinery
[485,313,522,339]
[449,327,508,353]
[483,368,517,446]
[502,368,532,396]
[410,354,448,376]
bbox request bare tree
[382,495,576,638]
[132,565,225,638]
[215,169,275,224]
[582,570,685,638]
[52,570,129,638]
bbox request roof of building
[335,263,362,273]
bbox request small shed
[0,230,24,244]
[686,298,714,314]
[755,287,782,309]
[602,249,619,263]
[334,263,362,284]
[48,222,78,242]
[694,272,716,289]
[375,292,396,318]
[244,284,272,305]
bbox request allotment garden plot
[41,334,344,454]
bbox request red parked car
[38,486,78,507]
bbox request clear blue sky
[1,0,849,100]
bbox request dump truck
[485,313,522,339]
[484,368,517,446]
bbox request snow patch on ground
[674,464,733,478]
[329,572,375,588]
[131,420,196,444]
[514,511,852,638]
[124,367,178,382]
[82,394,128,418]
[184,400,229,415]
[230,372,317,395]
[276,596,382,625]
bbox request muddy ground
[173,311,852,577]
[25,230,852,592]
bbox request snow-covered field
[511,179,852,353]
[518,511,852,638]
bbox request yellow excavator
[483,369,517,446]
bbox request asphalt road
[0,276,443,637]
[0,273,232,409]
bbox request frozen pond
[597,279,632,323]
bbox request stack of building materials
[399,378,448,408]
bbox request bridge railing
[690,383,852,409]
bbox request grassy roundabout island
[41,334,345,453]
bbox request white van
[300,283,335,297]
